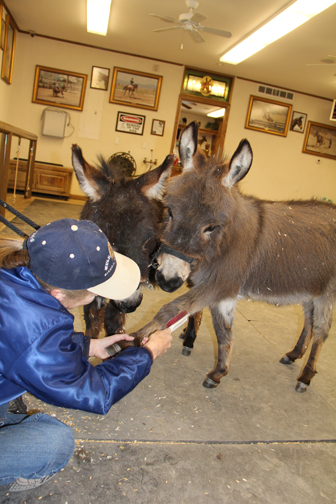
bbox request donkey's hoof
[179,330,186,340]
[295,381,308,393]
[202,377,219,389]
[182,346,192,356]
[279,355,294,365]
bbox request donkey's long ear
[137,154,174,200]
[71,145,109,202]
[221,139,253,190]
[179,121,201,172]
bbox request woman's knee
[29,413,75,463]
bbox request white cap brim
[87,251,141,300]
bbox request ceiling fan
[182,100,197,109]
[149,0,232,44]
[307,55,336,66]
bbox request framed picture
[1,14,16,84]
[245,95,292,137]
[302,121,336,160]
[90,66,110,90]
[116,111,145,135]
[330,99,336,122]
[32,65,87,111]
[0,6,6,50]
[151,119,165,136]
[290,111,307,133]
[110,68,162,111]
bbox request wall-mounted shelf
[178,124,219,136]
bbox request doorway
[170,93,231,169]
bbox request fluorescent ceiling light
[220,0,336,64]
[87,0,112,36]
[207,109,225,118]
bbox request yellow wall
[1,34,184,196]
[1,32,335,201]
[226,78,336,202]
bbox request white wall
[1,32,335,202]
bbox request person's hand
[144,328,172,360]
[89,334,134,360]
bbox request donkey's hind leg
[203,300,236,388]
[295,295,335,392]
[180,311,203,356]
[280,300,314,365]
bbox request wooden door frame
[170,93,231,160]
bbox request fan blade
[198,26,232,38]
[190,12,207,24]
[182,103,192,109]
[153,26,182,32]
[149,14,179,24]
[189,30,205,43]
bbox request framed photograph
[330,99,336,122]
[90,66,110,90]
[290,111,307,133]
[245,95,292,136]
[1,14,16,84]
[302,121,336,160]
[110,68,162,111]
[116,111,145,135]
[151,119,165,136]
[32,65,87,111]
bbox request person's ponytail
[0,236,30,269]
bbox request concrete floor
[0,196,335,503]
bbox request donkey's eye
[167,208,173,219]
[204,224,218,234]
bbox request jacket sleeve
[5,321,153,415]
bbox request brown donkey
[129,121,336,393]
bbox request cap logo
[103,242,116,277]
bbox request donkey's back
[242,199,336,303]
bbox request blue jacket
[0,267,153,414]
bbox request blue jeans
[0,402,75,485]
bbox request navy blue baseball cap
[27,218,140,300]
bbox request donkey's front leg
[180,311,203,356]
[203,299,236,388]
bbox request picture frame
[245,95,292,137]
[115,111,145,135]
[0,6,6,51]
[290,111,307,133]
[90,66,110,91]
[32,65,87,111]
[110,68,162,111]
[151,119,165,136]
[1,13,16,84]
[330,99,336,122]
[302,121,336,160]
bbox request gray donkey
[126,121,336,393]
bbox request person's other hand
[144,329,172,360]
[89,334,134,359]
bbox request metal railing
[0,121,38,217]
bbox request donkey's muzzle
[155,270,184,293]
